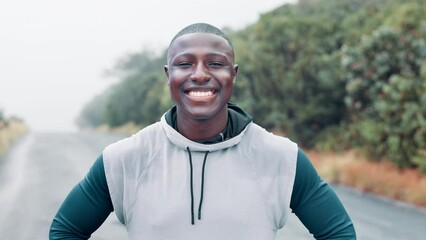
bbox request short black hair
[168,22,234,51]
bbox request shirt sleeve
[290,149,356,239]
[49,155,113,239]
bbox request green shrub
[343,25,426,168]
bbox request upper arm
[49,155,113,239]
[290,149,356,239]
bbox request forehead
[168,33,234,60]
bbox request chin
[187,109,217,120]
[183,103,223,120]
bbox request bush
[343,25,426,168]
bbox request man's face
[165,33,238,121]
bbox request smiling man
[165,29,237,141]
[50,23,356,239]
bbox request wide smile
[184,89,218,98]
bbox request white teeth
[188,91,213,97]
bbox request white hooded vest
[103,115,298,240]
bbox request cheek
[169,88,180,103]
[168,81,180,94]
[167,77,181,101]
[170,68,188,78]
[167,71,185,87]
[214,71,235,87]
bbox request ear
[164,65,170,84]
[233,64,239,83]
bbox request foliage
[78,50,172,128]
[105,72,170,127]
[233,2,351,147]
[343,24,426,168]
[309,150,426,207]
[75,91,111,128]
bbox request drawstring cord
[198,150,209,220]
[187,147,195,225]
[186,147,209,225]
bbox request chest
[126,149,276,239]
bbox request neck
[176,109,228,142]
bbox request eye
[175,62,192,68]
[208,62,225,68]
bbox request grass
[307,150,426,208]
[0,120,28,155]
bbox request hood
[160,103,253,152]
[160,115,251,152]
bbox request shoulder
[103,122,163,160]
[239,122,299,181]
[242,122,298,159]
[102,122,165,172]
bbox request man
[50,23,356,239]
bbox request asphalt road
[0,132,425,239]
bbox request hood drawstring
[186,147,209,225]
[198,150,209,221]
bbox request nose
[190,64,210,82]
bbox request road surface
[0,132,425,239]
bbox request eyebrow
[172,52,232,62]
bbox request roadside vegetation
[77,0,426,207]
[0,110,28,155]
[307,150,426,207]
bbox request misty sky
[0,0,295,132]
